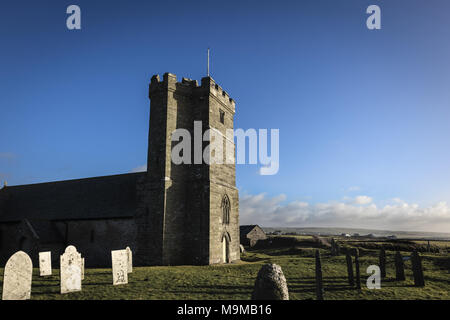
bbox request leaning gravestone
[112,250,128,285]
[126,247,133,274]
[239,244,245,254]
[39,251,52,276]
[60,245,82,294]
[2,251,33,300]
[252,263,289,300]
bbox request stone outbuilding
[240,225,267,247]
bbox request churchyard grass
[1,236,449,300]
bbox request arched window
[221,195,231,225]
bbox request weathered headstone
[126,247,133,274]
[346,251,354,286]
[379,248,386,278]
[39,251,52,276]
[239,244,245,254]
[111,250,128,285]
[81,257,85,280]
[60,245,82,294]
[2,251,33,300]
[354,249,361,290]
[315,250,324,300]
[252,263,289,300]
[394,251,405,281]
[411,250,425,287]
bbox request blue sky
[1,1,450,231]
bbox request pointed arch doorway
[221,232,231,263]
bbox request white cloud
[131,164,147,173]
[239,193,450,233]
[353,195,373,205]
[348,186,360,192]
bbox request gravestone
[252,263,289,300]
[411,250,425,287]
[346,251,355,286]
[330,238,337,256]
[354,249,361,290]
[81,258,85,280]
[315,250,324,300]
[379,248,386,278]
[126,247,133,273]
[239,244,245,254]
[2,251,33,300]
[39,251,52,276]
[60,245,82,294]
[395,251,405,281]
[112,250,128,285]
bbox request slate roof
[240,225,259,235]
[0,172,145,222]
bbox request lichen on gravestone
[2,251,33,300]
[251,263,289,300]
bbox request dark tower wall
[136,73,239,265]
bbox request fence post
[315,249,324,300]
[379,248,386,278]
[394,251,405,281]
[411,250,425,287]
[346,250,354,287]
[354,248,361,290]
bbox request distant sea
[262,227,450,240]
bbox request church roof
[0,172,145,222]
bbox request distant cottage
[0,73,240,267]
[240,225,267,247]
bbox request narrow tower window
[219,109,225,124]
[221,194,231,225]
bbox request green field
[1,236,449,300]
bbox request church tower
[135,73,239,265]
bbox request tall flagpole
[207,48,210,77]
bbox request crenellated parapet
[149,73,235,113]
[201,76,235,113]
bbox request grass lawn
[1,238,449,300]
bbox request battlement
[149,73,235,110]
[200,77,235,111]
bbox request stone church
[0,73,240,267]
